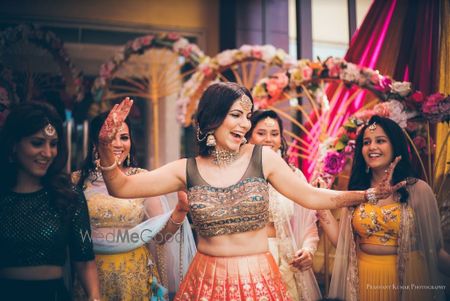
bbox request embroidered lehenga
[175,145,292,301]
[267,167,322,301]
[73,168,196,300]
[328,180,446,301]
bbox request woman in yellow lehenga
[317,115,449,301]
[72,112,195,300]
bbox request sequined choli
[82,168,147,229]
[187,145,269,237]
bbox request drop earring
[126,154,130,166]
[206,132,216,147]
[366,165,370,173]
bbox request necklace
[210,147,240,166]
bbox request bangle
[168,216,184,226]
[97,160,117,171]
[365,188,378,205]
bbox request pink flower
[180,45,193,57]
[302,66,313,81]
[273,73,289,89]
[99,61,115,78]
[410,91,424,103]
[325,58,341,78]
[167,33,181,40]
[252,46,263,59]
[266,80,282,99]
[374,76,392,93]
[138,35,154,46]
[323,151,346,175]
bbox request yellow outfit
[73,169,160,301]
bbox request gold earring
[126,154,130,166]
[206,132,216,147]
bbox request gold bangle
[97,160,117,171]
[168,216,184,226]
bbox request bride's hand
[367,156,407,203]
[99,97,133,145]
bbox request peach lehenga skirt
[174,251,292,301]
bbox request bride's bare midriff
[359,243,397,255]
[197,227,269,256]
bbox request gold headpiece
[368,122,377,132]
[238,94,252,111]
[44,123,56,137]
[264,117,276,128]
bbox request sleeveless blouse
[186,145,269,238]
[352,202,404,246]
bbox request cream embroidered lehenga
[268,167,322,301]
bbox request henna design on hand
[99,97,133,145]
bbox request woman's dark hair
[77,111,138,188]
[0,101,77,215]
[245,109,288,160]
[195,82,253,156]
[348,115,416,203]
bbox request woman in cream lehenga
[317,115,449,301]
[72,112,195,300]
[246,109,321,301]
[96,82,406,300]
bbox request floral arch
[0,23,84,103]
[176,44,296,126]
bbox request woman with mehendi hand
[72,112,196,300]
[246,109,321,301]
[97,82,405,300]
[0,102,100,301]
[317,115,448,301]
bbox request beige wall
[0,0,219,55]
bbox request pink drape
[296,0,440,179]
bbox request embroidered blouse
[186,145,269,237]
[352,202,404,246]
[80,168,147,228]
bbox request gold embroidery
[188,177,269,237]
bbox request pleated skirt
[174,251,292,301]
[358,251,398,301]
[358,250,439,301]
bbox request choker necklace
[210,147,240,166]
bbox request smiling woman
[0,102,100,301]
[96,82,406,300]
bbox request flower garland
[252,57,450,124]
[0,23,84,102]
[176,44,296,126]
[92,32,205,101]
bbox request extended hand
[99,97,133,145]
[371,156,407,201]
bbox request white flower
[239,44,253,56]
[172,38,189,52]
[390,81,411,97]
[384,100,408,128]
[261,45,277,62]
[217,49,236,66]
[340,63,360,82]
